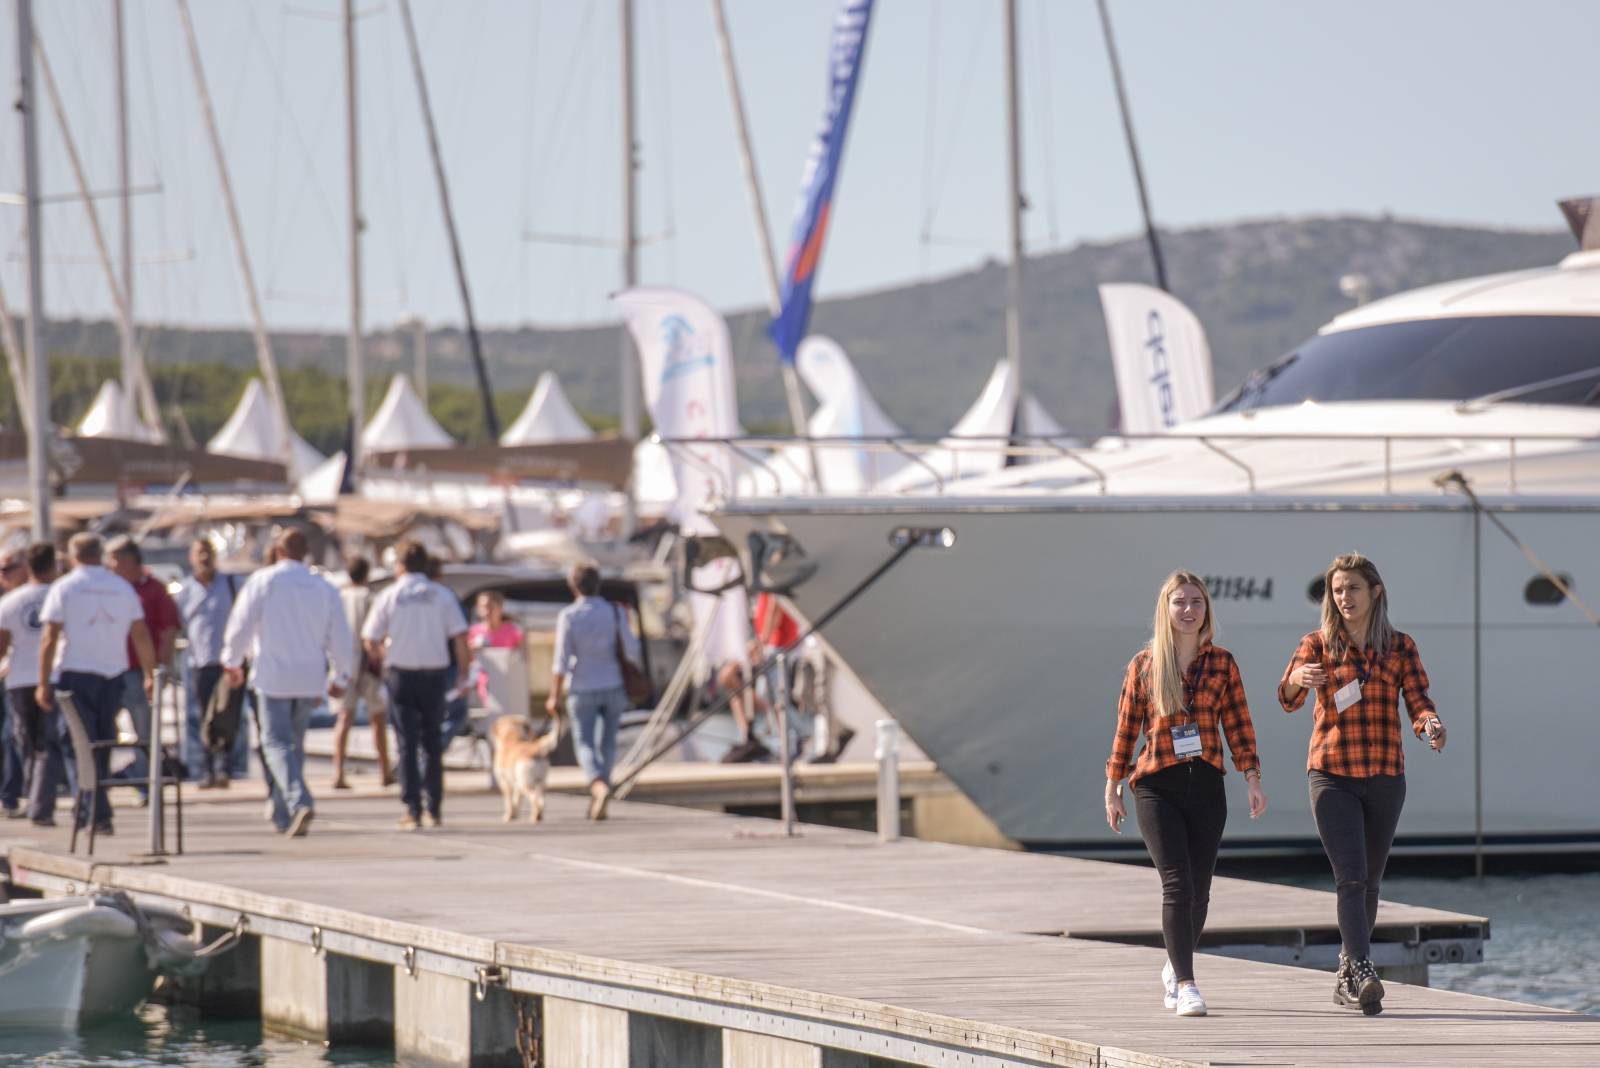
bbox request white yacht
[707,235,1600,857]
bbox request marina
[5,783,1598,1066]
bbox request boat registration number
[1202,575,1274,601]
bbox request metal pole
[619,0,640,534]
[115,0,143,416]
[16,0,50,541]
[1094,0,1168,292]
[1473,501,1484,882]
[344,0,366,470]
[146,669,168,856]
[1001,0,1025,430]
[396,0,498,440]
[412,316,428,402]
[776,651,796,836]
[875,719,900,842]
[706,0,822,491]
[175,0,295,476]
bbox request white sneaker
[1162,959,1178,1009]
[1174,983,1208,1017]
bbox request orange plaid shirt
[1278,629,1439,777]
[1106,644,1261,785]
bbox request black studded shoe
[1349,955,1385,1015]
[1333,954,1362,1009]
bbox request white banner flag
[1099,283,1214,433]
[614,286,742,534]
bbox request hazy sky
[2,0,1596,336]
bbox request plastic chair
[57,690,184,857]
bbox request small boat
[0,893,212,1029]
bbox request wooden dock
[5,782,1597,1067]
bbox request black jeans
[1309,770,1406,959]
[1134,761,1228,982]
[387,668,448,819]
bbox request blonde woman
[1105,571,1267,1018]
[1279,552,1445,1016]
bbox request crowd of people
[0,529,635,839]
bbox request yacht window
[1307,577,1326,603]
[1214,316,1600,412]
[1524,575,1572,606]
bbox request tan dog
[490,714,560,823]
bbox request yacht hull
[712,496,1600,856]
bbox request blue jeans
[183,662,251,779]
[387,669,447,819]
[257,694,316,831]
[569,686,627,787]
[117,668,152,793]
[10,687,66,821]
[58,670,121,828]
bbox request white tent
[362,375,454,452]
[207,378,325,478]
[791,336,909,493]
[76,380,162,443]
[297,450,347,504]
[501,371,593,444]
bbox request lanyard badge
[1170,721,1202,758]
[1333,678,1362,714]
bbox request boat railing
[654,430,1600,500]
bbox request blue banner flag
[768,0,875,365]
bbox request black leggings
[1309,770,1406,959]
[1134,761,1227,983]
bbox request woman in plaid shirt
[1105,570,1267,1018]
[1279,552,1446,1016]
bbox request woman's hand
[1423,716,1447,752]
[1291,662,1327,689]
[1246,773,1268,819]
[1104,780,1126,833]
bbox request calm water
[5,873,1593,1064]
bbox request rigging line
[375,0,409,310]
[135,8,177,324]
[263,4,288,294]
[1030,0,1060,248]
[650,0,677,286]
[919,5,990,249]
[528,0,601,230]
[918,0,941,276]
[517,0,543,229]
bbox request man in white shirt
[0,543,58,825]
[222,529,353,838]
[362,540,466,831]
[37,533,156,835]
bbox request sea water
[3,872,1593,1064]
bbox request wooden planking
[5,785,1594,1068]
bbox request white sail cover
[792,336,908,492]
[208,378,325,478]
[76,380,161,443]
[1099,282,1214,432]
[297,450,347,504]
[362,375,454,451]
[501,371,594,444]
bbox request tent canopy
[501,371,594,445]
[76,380,162,443]
[362,375,454,452]
[208,378,326,478]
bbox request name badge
[1333,678,1362,714]
[1170,722,1203,758]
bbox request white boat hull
[712,495,1600,855]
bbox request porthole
[1307,576,1326,603]
[1525,575,1572,606]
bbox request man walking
[37,533,156,835]
[222,529,352,837]
[332,555,393,790]
[0,544,59,825]
[176,538,248,787]
[109,537,179,799]
[362,542,467,830]
[0,549,26,817]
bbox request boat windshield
[1213,315,1600,413]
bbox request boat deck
[4,781,1597,1067]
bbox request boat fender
[16,904,138,943]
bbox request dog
[490,714,560,823]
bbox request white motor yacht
[708,237,1600,857]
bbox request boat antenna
[1095,0,1169,292]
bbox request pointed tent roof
[207,378,325,479]
[76,380,162,443]
[501,372,594,445]
[361,375,454,452]
[790,336,908,492]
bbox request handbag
[611,602,652,706]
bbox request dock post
[259,936,393,1045]
[145,667,168,857]
[776,651,797,836]
[875,719,900,842]
[171,923,260,1018]
[394,967,520,1067]
[542,999,720,1067]
[722,1032,891,1067]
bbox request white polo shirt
[0,581,52,689]
[221,560,354,698]
[362,573,467,670]
[39,565,143,679]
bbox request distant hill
[34,215,1574,445]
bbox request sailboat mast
[1095,0,1168,292]
[15,0,50,539]
[344,0,365,470]
[1002,0,1025,424]
[619,0,640,533]
[114,0,137,411]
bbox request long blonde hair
[1144,570,1214,719]
[1320,552,1394,661]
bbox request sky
[1,0,1597,336]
